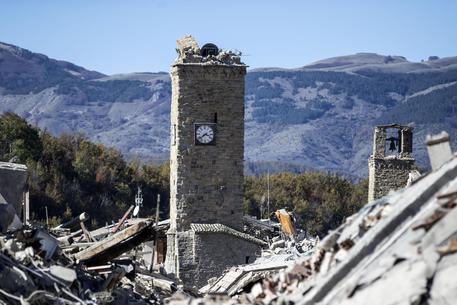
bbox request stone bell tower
[368,124,415,202]
[165,36,264,288]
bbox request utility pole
[45,206,49,228]
[267,169,270,220]
[150,193,160,272]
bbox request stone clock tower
[165,36,264,288]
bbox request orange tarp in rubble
[275,209,297,236]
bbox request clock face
[195,124,215,145]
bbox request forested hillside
[244,61,457,177]
[0,113,367,236]
[0,112,170,227]
[244,173,367,236]
[377,81,457,125]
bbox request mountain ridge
[1,42,456,178]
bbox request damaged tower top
[371,124,413,158]
[368,124,416,202]
[174,35,243,65]
[166,36,262,288]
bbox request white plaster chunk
[49,265,77,284]
[426,131,453,171]
[421,192,457,250]
[319,251,335,275]
[355,255,397,288]
[429,254,457,305]
[335,259,428,305]
[407,170,422,186]
[176,35,200,56]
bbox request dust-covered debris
[167,136,457,305]
[174,35,242,66]
[0,200,183,305]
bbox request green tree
[0,112,42,163]
[244,172,368,236]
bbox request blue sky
[1,0,456,75]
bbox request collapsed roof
[169,137,457,305]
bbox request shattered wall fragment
[0,162,28,218]
[426,131,453,171]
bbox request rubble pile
[0,207,179,305]
[242,216,279,243]
[0,229,142,304]
[197,210,318,298]
[2,132,455,305]
[174,35,243,65]
[168,155,457,305]
[0,182,308,305]
[256,232,317,271]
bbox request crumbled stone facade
[368,125,415,202]
[173,224,265,288]
[165,36,262,287]
[0,162,28,216]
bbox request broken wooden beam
[73,221,155,266]
[54,212,89,231]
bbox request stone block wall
[368,125,415,202]
[0,162,28,215]
[169,64,246,233]
[165,37,261,287]
[177,231,262,288]
[368,157,415,201]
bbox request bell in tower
[387,137,397,152]
[368,124,415,202]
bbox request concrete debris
[49,265,77,284]
[242,216,279,242]
[0,213,183,304]
[167,146,457,305]
[407,169,422,186]
[0,161,28,217]
[0,201,22,233]
[436,239,457,256]
[429,253,457,305]
[176,35,200,56]
[426,131,453,171]
[3,133,455,305]
[197,210,318,298]
[174,35,242,66]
